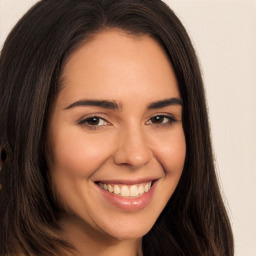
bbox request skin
[47,29,186,256]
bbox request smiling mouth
[96,181,153,198]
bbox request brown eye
[86,117,102,126]
[78,116,110,129]
[147,115,177,126]
[151,116,165,124]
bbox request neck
[59,214,143,256]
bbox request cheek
[49,129,115,177]
[144,128,185,220]
[47,129,116,211]
[152,128,186,175]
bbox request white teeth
[114,184,120,195]
[121,185,129,197]
[138,185,144,195]
[98,181,153,198]
[108,184,113,193]
[130,185,138,197]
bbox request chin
[98,217,155,241]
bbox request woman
[0,0,234,255]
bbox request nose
[113,127,153,168]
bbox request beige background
[1,0,255,255]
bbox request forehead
[58,29,180,106]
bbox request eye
[146,115,177,126]
[78,116,110,129]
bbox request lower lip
[95,181,157,211]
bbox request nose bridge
[113,123,153,168]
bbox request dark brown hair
[0,0,233,255]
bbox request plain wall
[1,0,255,255]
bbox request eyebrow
[65,99,121,110]
[64,97,183,110]
[147,98,183,109]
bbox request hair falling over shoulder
[0,0,233,255]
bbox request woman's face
[47,29,186,240]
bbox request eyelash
[77,114,177,130]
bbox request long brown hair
[0,0,233,255]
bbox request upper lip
[95,178,158,185]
